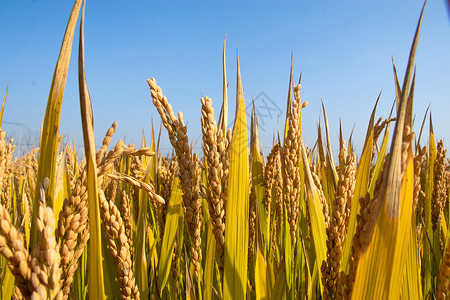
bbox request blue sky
[1,1,449,157]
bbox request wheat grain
[99,189,140,299]
[322,154,356,299]
[200,96,226,268]
[148,78,202,277]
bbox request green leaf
[203,216,216,300]
[158,177,183,294]
[284,201,292,290]
[250,103,267,254]
[301,143,327,294]
[218,34,228,135]
[424,117,436,297]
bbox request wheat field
[1,1,449,299]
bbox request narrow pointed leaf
[251,103,267,253]
[78,2,106,298]
[223,52,249,300]
[341,96,378,273]
[158,177,182,294]
[351,4,425,297]
[321,100,337,188]
[301,143,327,290]
[218,34,228,134]
[0,85,7,127]
[30,0,82,251]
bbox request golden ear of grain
[0,182,18,299]
[78,2,106,299]
[30,0,82,252]
[223,51,249,300]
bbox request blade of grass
[352,4,425,297]
[250,102,267,255]
[368,106,393,196]
[340,97,377,273]
[78,1,106,298]
[203,206,216,300]
[402,219,423,299]
[30,0,82,251]
[283,201,293,290]
[158,177,183,295]
[223,50,249,300]
[218,33,228,134]
[283,54,294,140]
[255,245,268,300]
[0,85,7,127]
[424,115,436,297]
[1,267,14,300]
[321,100,338,189]
[301,142,327,293]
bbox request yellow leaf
[0,85,7,127]
[255,248,268,300]
[78,2,105,298]
[223,51,249,300]
[30,0,82,251]
[351,5,425,297]
[301,143,327,292]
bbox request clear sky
[1,1,449,157]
